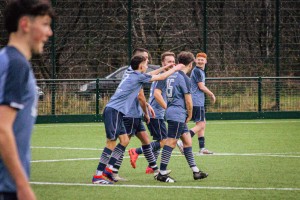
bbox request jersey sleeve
[139,73,152,83]
[156,79,166,91]
[1,59,29,110]
[193,68,204,83]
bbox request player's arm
[0,105,35,198]
[150,64,184,82]
[147,63,174,75]
[137,89,151,123]
[154,88,167,109]
[197,82,216,104]
[184,93,193,123]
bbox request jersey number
[166,79,174,98]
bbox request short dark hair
[130,55,147,70]
[177,51,195,66]
[161,51,175,62]
[4,0,55,34]
[132,48,148,56]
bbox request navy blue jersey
[148,79,167,119]
[190,66,205,106]
[106,70,152,115]
[165,71,191,123]
[0,46,38,192]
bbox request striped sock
[160,145,173,172]
[97,147,112,173]
[113,152,124,174]
[154,149,160,161]
[183,146,198,170]
[108,143,126,167]
[142,144,158,171]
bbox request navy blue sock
[199,137,205,149]
[190,130,195,137]
[136,147,143,155]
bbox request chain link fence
[37,77,300,117]
[0,0,299,79]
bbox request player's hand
[173,64,185,71]
[144,113,150,124]
[185,116,192,124]
[147,104,156,118]
[163,63,175,71]
[210,94,216,104]
[17,184,36,200]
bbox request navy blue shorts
[167,120,189,139]
[123,117,146,137]
[0,192,17,200]
[146,118,167,141]
[103,107,126,140]
[191,106,206,122]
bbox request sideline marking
[30,181,300,191]
[34,120,300,128]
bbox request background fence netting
[0,0,299,79]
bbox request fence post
[258,77,262,115]
[51,0,56,115]
[96,78,100,120]
[127,0,132,64]
[275,0,281,111]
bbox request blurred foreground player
[0,0,54,199]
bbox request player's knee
[119,135,130,147]
[160,139,167,147]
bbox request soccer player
[111,48,172,180]
[92,54,184,184]
[189,52,216,154]
[0,0,54,199]
[128,51,176,174]
[156,51,208,183]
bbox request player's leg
[128,118,162,169]
[145,118,167,173]
[180,129,208,180]
[156,120,182,183]
[93,107,125,184]
[104,133,129,182]
[190,106,213,154]
[135,120,159,173]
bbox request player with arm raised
[92,54,184,184]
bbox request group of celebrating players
[92,48,216,184]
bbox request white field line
[30,146,300,155]
[34,120,300,128]
[31,153,300,163]
[30,181,300,191]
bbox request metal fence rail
[36,77,300,122]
